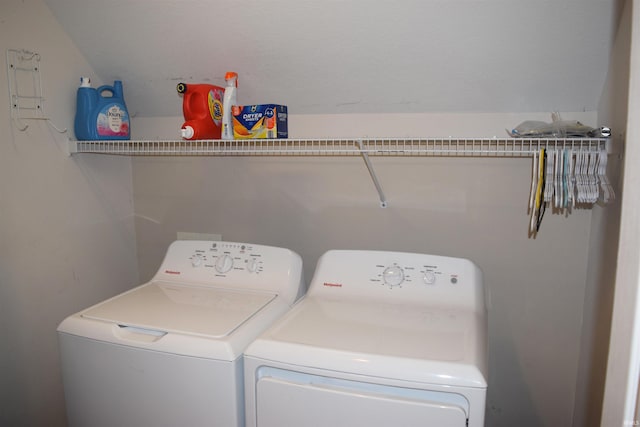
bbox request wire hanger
[529,148,546,237]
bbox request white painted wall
[0,1,139,426]
[42,0,615,118]
[573,0,630,425]
[0,0,626,426]
[132,111,598,427]
[602,0,640,424]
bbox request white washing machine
[244,249,487,427]
[58,240,304,427]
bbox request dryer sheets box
[232,104,288,139]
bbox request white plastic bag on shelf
[507,114,611,138]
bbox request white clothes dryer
[58,240,304,427]
[244,249,487,427]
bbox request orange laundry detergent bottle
[177,82,224,140]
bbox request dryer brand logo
[164,270,181,275]
[323,282,343,288]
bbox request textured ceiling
[44,0,617,118]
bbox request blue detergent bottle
[74,78,131,140]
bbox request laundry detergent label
[208,89,223,126]
[97,104,130,137]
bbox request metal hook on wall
[6,48,67,133]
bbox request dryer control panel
[308,250,485,312]
[152,240,304,304]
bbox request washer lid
[82,281,276,338]
[247,297,487,388]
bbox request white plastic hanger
[544,148,555,203]
[589,151,599,203]
[576,151,586,204]
[554,150,562,209]
[567,149,575,209]
[563,149,570,209]
[598,149,614,203]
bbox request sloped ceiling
[44,0,617,118]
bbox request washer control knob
[215,254,233,273]
[382,265,405,287]
[246,258,259,273]
[191,254,204,267]
[423,271,436,285]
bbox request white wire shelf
[68,136,614,212]
[69,137,610,157]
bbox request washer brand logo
[164,270,181,275]
[323,282,343,288]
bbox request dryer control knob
[382,265,405,287]
[246,258,259,273]
[423,271,436,285]
[215,254,234,273]
[191,254,204,267]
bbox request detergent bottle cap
[79,77,91,87]
[225,72,238,87]
[181,126,195,139]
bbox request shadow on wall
[486,326,543,427]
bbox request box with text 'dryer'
[232,104,288,139]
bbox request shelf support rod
[357,139,387,208]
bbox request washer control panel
[309,250,484,311]
[181,242,265,275]
[153,241,303,300]
[374,261,459,289]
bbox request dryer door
[255,368,469,427]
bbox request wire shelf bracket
[6,48,67,133]
[357,139,387,207]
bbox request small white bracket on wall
[5,48,67,133]
[357,139,388,208]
